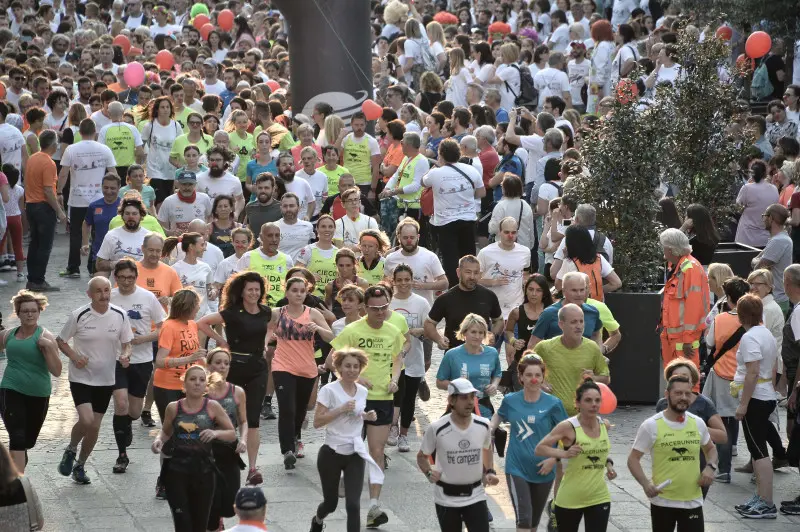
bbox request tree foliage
[675,0,799,41]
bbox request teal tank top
[1,327,50,397]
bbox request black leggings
[0,388,49,451]
[742,398,778,461]
[435,500,490,532]
[434,220,476,287]
[554,502,610,532]
[165,465,216,532]
[316,444,365,532]
[153,386,184,424]
[272,371,316,454]
[651,504,704,532]
[393,370,422,429]
[208,445,242,530]
[507,474,552,529]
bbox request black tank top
[208,383,239,452]
[210,222,235,257]
[170,398,214,470]
[513,304,539,362]
[329,277,359,319]
[220,304,271,355]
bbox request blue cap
[235,487,267,510]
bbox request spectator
[0,442,44,531]
[735,161,779,248]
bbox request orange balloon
[266,80,280,92]
[715,26,732,41]
[128,47,143,57]
[597,383,617,415]
[0,82,6,100]
[200,23,214,40]
[745,31,771,59]
[361,99,382,121]
[193,14,210,30]
[736,53,755,71]
[113,34,131,56]
[156,50,175,71]
[218,9,234,31]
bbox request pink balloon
[123,61,145,88]
[598,383,617,415]
[266,80,280,92]
[361,99,382,121]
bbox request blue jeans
[26,203,57,284]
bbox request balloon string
[310,0,374,88]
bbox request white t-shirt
[389,293,431,378]
[284,178,316,221]
[90,110,113,130]
[332,317,350,337]
[124,13,145,29]
[611,0,637,29]
[0,123,24,173]
[422,163,484,226]
[420,414,492,508]
[473,62,495,86]
[110,286,166,364]
[518,135,544,185]
[534,68,571,111]
[60,140,117,208]
[4,184,23,216]
[172,259,214,318]
[547,24,570,53]
[384,247,446,304]
[445,67,474,108]
[96,225,149,263]
[196,170,242,200]
[150,23,180,38]
[557,255,614,280]
[157,192,213,233]
[175,242,224,275]
[496,64,521,112]
[296,169,328,217]
[554,229,614,264]
[477,243,531,319]
[276,219,315,262]
[316,381,369,455]
[655,63,682,86]
[204,79,226,96]
[567,59,590,105]
[734,325,778,402]
[214,253,241,285]
[631,411,710,509]
[142,120,183,181]
[59,303,134,386]
[611,44,640,86]
[334,214,379,249]
[538,181,564,204]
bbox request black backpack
[505,64,539,110]
[593,231,610,261]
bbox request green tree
[676,0,799,41]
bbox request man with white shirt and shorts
[56,276,134,485]
[276,193,315,262]
[95,197,151,277]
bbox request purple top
[735,181,779,247]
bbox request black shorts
[364,399,394,426]
[0,388,49,451]
[149,178,175,205]
[114,361,154,398]
[153,386,185,423]
[227,354,268,428]
[70,381,114,414]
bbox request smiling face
[208,350,231,379]
[393,269,412,296]
[317,217,335,243]
[336,354,363,383]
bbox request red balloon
[0,82,6,100]
[218,9,234,31]
[745,31,771,59]
[128,47,143,57]
[266,80,280,92]
[156,50,175,71]
[615,78,639,105]
[361,99,382,121]
[597,383,617,415]
[193,14,210,30]
[200,23,214,40]
[113,34,131,56]
[715,26,732,41]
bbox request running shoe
[1,261,14,271]
[546,499,558,532]
[59,269,81,278]
[261,403,277,420]
[155,477,167,499]
[16,272,25,282]
[735,494,761,512]
[781,495,800,507]
[246,467,263,485]
[383,454,390,470]
[781,503,800,515]
[71,463,91,484]
[309,516,324,532]
[387,426,399,446]
[488,509,493,522]
[398,435,410,452]
[732,445,738,456]
[140,411,156,427]
[112,454,129,474]
[714,472,731,483]
[738,499,777,519]
[366,504,388,528]
[58,448,76,476]
[284,451,297,470]
[296,440,305,458]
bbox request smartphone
[563,219,572,227]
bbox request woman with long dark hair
[555,225,621,301]
[681,203,721,265]
[505,275,553,391]
[209,195,240,258]
[657,197,682,229]
[735,160,779,248]
[142,96,184,206]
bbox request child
[0,164,22,282]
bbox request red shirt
[479,145,500,188]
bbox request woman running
[296,214,339,299]
[310,348,379,532]
[505,275,552,391]
[151,365,236,532]
[325,249,369,319]
[268,277,335,468]
[535,379,616,532]
[198,271,271,485]
[0,290,62,473]
[491,354,567,531]
[358,229,389,286]
[209,195,240,258]
[205,348,248,531]
[163,232,216,321]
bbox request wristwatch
[707,463,717,471]
[425,470,433,478]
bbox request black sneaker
[58,448,76,476]
[26,281,60,292]
[309,516,324,532]
[71,463,91,484]
[781,503,800,515]
[141,411,156,427]
[284,451,297,470]
[155,476,167,499]
[781,495,800,507]
[112,454,129,474]
[261,403,276,420]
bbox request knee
[344,498,360,515]
[7,430,27,451]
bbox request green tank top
[360,257,385,286]
[652,414,703,502]
[555,416,611,509]
[104,123,137,166]
[306,245,338,298]
[343,134,372,185]
[396,154,424,208]
[0,327,50,397]
[247,249,289,306]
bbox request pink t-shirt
[273,306,318,378]
[735,181,779,247]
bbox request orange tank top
[273,306,318,378]
[712,311,740,381]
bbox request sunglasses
[366,303,390,311]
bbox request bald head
[188,219,208,235]
[557,302,585,342]
[87,276,112,308]
[108,101,124,120]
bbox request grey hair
[39,130,58,151]
[785,264,800,289]
[402,132,421,149]
[562,271,588,288]
[557,302,584,321]
[543,128,564,151]
[484,88,501,105]
[574,204,596,227]
[108,101,124,119]
[474,125,496,146]
[659,228,692,257]
[213,130,230,140]
[460,135,478,153]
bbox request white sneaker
[387,425,398,446]
[16,272,25,282]
[398,435,410,452]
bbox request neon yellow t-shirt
[169,133,214,167]
[319,164,350,195]
[229,131,255,182]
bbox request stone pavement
[0,231,798,531]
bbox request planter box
[605,290,664,404]
[712,241,760,278]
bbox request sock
[67,444,77,453]
[113,414,128,454]
[370,498,379,508]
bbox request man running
[95,197,151,277]
[57,277,134,484]
[628,375,718,531]
[110,259,165,473]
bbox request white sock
[370,498,379,508]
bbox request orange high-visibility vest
[712,311,740,381]
[661,255,710,349]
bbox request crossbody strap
[445,163,476,189]
[708,326,746,370]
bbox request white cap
[447,378,478,396]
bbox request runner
[358,229,390,286]
[325,248,369,319]
[333,187,380,250]
[330,285,407,528]
[162,232,216,320]
[296,214,339,298]
[209,194,241,258]
[56,277,134,484]
[156,169,214,236]
[628,375,718,531]
[94,197,150,276]
[236,222,294,307]
[417,378,499,532]
[214,227,254,293]
[150,365,236,532]
[276,193,315,262]
[109,259,165,474]
[198,271,272,485]
[535,379,617,532]
[477,217,532,324]
[0,290,61,473]
[224,487,270,532]
[504,275,553,392]
[310,348,380,532]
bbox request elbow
[435,379,448,391]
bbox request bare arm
[44,186,65,222]
[534,420,575,458]
[37,330,62,377]
[234,194,245,219]
[132,321,162,346]
[707,414,728,445]
[197,313,228,347]
[309,308,335,342]
[0,184,8,204]
[604,271,622,292]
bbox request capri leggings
[316,444,365,532]
[506,474,553,529]
[554,502,611,532]
[742,397,778,461]
[227,355,267,428]
[165,464,216,532]
[0,388,49,451]
[393,370,422,429]
[0,215,23,262]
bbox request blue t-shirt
[246,159,278,201]
[495,154,524,201]
[497,391,567,483]
[531,301,602,341]
[85,197,121,254]
[436,344,502,417]
[426,135,444,156]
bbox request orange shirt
[136,261,183,309]
[780,184,795,208]
[382,142,404,182]
[153,319,201,390]
[25,152,58,203]
[273,306,317,378]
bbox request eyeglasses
[208,158,224,163]
[13,76,25,81]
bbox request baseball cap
[235,487,267,510]
[175,170,197,183]
[203,58,217,68]
[447,378,478,396]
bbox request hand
[735,402,747,421]
[57,210,67,223]
[581,369,595,381]
[508,109,517,124]
[682,343,693,357]
[644,482,663,498]
[388,380,399,393]
[484,384,498,396]
[788,385,798,414]
[436,337,450,351]
[216,339,229,350]
[378,189,391,199]
[606,465,617,480]
[513,339,526,350]
[151,438,164,454]
[72,354,89,369]
[362,410,377,422]
[340,400,356,414]
[426,469,442,483]
[411,280,427,290]
[191,349,207,362]
[306,322,320,335]
[367,190,376,200]
[119,355,130,368]
[199,429,217,443]
[494,277,510,286]
[699,466,715,487]
[318,364,328,375]
[359,377,373,390]
[537,457,556,476]
[235,439,247,454]
[264,345,276,360]
[564,444,582,458]
[37,336,55,350]
[80,244,90,256]
[484,472,500,486]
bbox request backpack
[574,257,604,301]
[751,57,774,101]
[592,231,610,262]
[505,64,539,109]
[414,38,439,73]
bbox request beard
[280,169,295,182]
[209,166,225,178]
[257,192,270,203]
[124,220,140,231]
[668,396,689,414]
[401,241,418,253]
